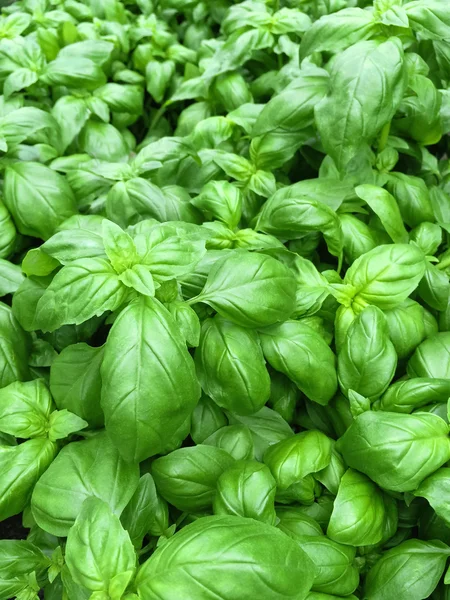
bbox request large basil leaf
[327,468,388,546]
[365,539,450,600]
[408,332,450,379]
[381,377,450,413]
[256,195,343,259]
[300,8,379,57]
[31,432,139,537]
[338,305,397,400]
[315,39,406,171]
[34,258,127,332]
[344,244,426,311]
[65,497,135,594]
[195,316,270,415]
[336,411,450,492]
[213,460,277,525]
[50,343,104,427]
[0,438,57,522]
[135,515,316,600]
[151,445,234,512]
[3,162,77,240]
[101,296,200,462]
[260,320,337,405]
[263,431,333,490]
[192,251,297,328]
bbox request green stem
[150,104,168,130]
[337,252,343,276]
[138,538,157,557]
[185,295,202,306]
[378,121,391,153]
[175,512,189,527]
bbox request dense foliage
[0,0,450,598]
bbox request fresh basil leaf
[101,296,200,462]
[315,39,406,171]
[34,258,127,332]
[135,516,316,600]
[4,162,77,240]
[31,432,139,537]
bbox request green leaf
[146,60,175,103]
[47,409,88,441]
[41,221,106,265]
[365,539,450,600]
[79,121,129,162]
[355,184,408,244]
[0,302,30,386]
[300,8,379,57]
[338,305,397,400]
[211,150,254,182]
[135,516,316,600]
[0,379,52,439]
[3,162,77,240]
[336,411,450,492]
[256,194,343,259]
[227,407,293,461]
[151,445,234,512]
[417,262,450,311]
[405,0,450,41]
[204,424,254,461]
[408,332,450,379]
[31,432,139,537]
[52,96,89,152]
[43,56,107,90]
[264,428,332,490]
[191,181,242,230]
[192,251,296,328]
[0,106,58,149]
[121,474,169,547]
[166,301,200,347]
[94,83,143,114]
[195,316,270,415]
[386,173,435,228]
[134,226,206,282]
[0,438,57,522]
[0,540,50,600]
[57,40,114,65]
[3,68,38,98]
[102,220,138,274]
[34,258,127,332]
[101,296,200,462]
[260,320,337,406]
[327,468,387,546]
[295,535,359,595]
[380,377,450,413]
[50,342,104,427]
[119,264,156,296]
[344,244,426,311]
[213,460,277,525]
[22,249,59,278]
[0,259,24,296]
[347,389,370,417]
[66,497,135,593]
[315,39,406,171]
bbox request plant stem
[378,121,391,153]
